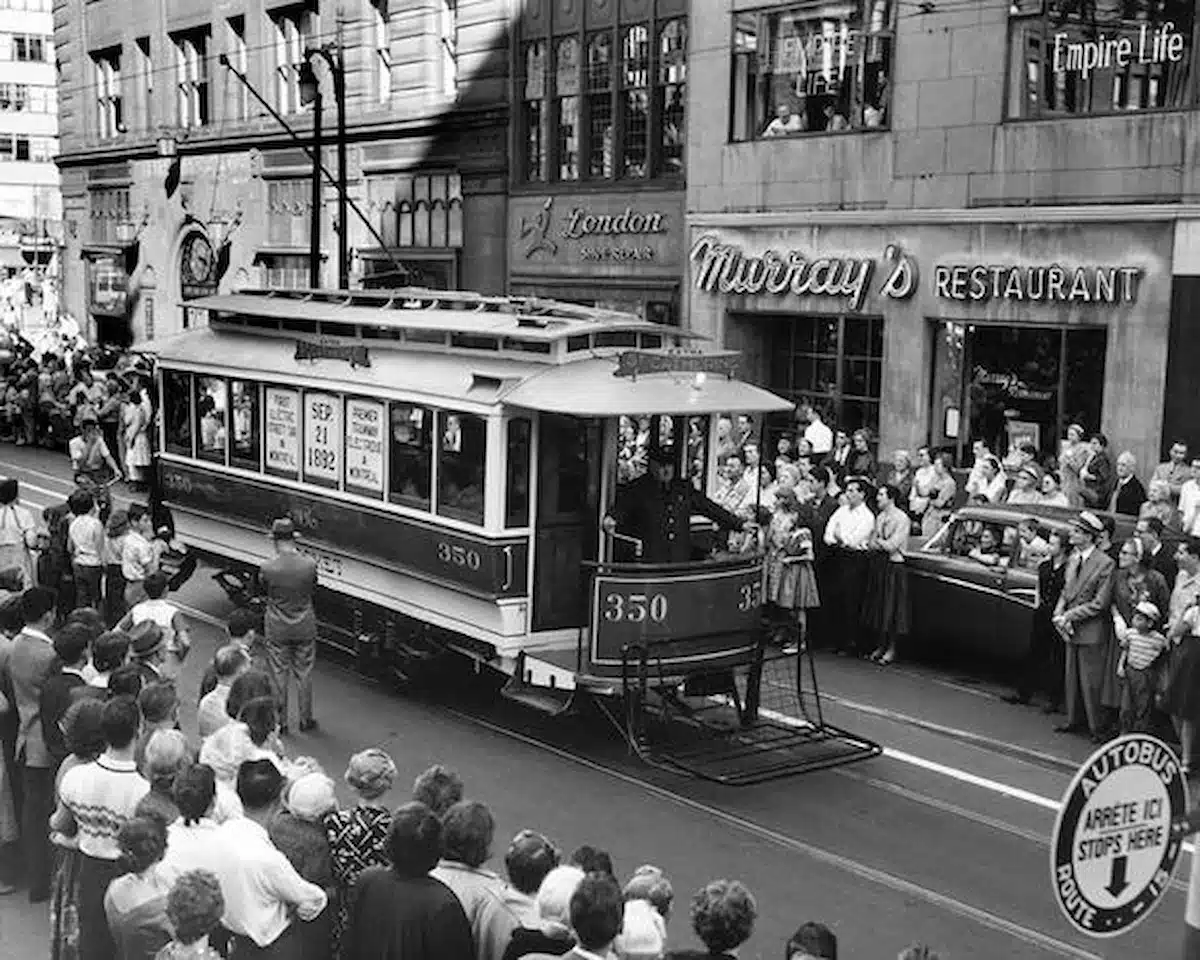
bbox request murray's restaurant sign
[689,234,1143,310]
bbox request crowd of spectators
[0,585,953,960]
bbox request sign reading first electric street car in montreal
[1051,733,1187,937]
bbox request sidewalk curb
[819,692,1083,775]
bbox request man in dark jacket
[1080,433,1116,510]
[39,622,91,765]
[1137,517,1177,587]
[602,450,750,564]
[1108,451,1147,516]
[801,467,840,651]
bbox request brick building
[54,0,510,345]
[685,0,1200,473]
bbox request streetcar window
[230,380,261,471]
[437,411,487,525]
[388,402,432,510]
[195,376,228,464]
[617,415,648,485]
[687,416,710,491]
[505,417,531,528]
[163,371,193,457]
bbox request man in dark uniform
[602,450,751,563]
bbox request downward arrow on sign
[1106,855,1130,898]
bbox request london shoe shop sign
[689,235,1143,311]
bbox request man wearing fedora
[259,518,319,734]
[1053,511,1116,743]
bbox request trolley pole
[299,44,348,290]
[307,82,323,289]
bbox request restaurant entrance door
[929,322,1107,468]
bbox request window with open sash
[730,0,893,141]
[173,28,210,128]
[272,5,314,115]
[505,417,531,527]
[92,48,123,138]
[195,376,228,463]
[230,380,260,471]
[389,402,432,510]
[163,371,193,456]
[519,7,688,182]
[437,411,486,524]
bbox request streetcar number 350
[603,592,669,624]
[437,542,482,570]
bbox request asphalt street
[0,445,1190,959]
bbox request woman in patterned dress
[763,485,819,653]
[323,748,398,959]
[1059,423,1090,508]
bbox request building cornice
[55,104,509,170]
[687,204,1200,228]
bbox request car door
[994,524,1050,664]
[906,518,1001,659]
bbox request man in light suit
[5,585,59,901]
[1053,512,1115,744]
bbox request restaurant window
[1007,0,1195,118]
[92,47,123,138]
[172,27,210,128]
[766,314,884,437]
[555,37,581,181]
[929,321,1107,468]
[389,402,432,510]
[437,411,486,525]
[505,417,531,528]
[730,0,893,141]
[195,376,228,463]
[520,41,548,180]
[230,380,260,470]
[163,371,193,456]
[520,8,687,183]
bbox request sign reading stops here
[1051,733,1187,937]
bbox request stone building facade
[685,0,1200,471]
[54,0,510,345]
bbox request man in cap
[1052,511,1116,742]
[602,449,753,564]
[68,412,121,487]
[258,518,319,734]
[128,621,167,687]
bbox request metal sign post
[1050,733,1188,938]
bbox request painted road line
[438,701,1107,960]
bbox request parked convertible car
[904,504,1185,664]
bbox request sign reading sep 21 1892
[1050,733,1187,938]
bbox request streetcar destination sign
[1050,733,1187,938]
[614,350,741,380]
[294,339,371,368]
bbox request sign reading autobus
[589,559,763,669]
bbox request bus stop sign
[1051,733,1187,937]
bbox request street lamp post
[298,64,323,289]
[299,46,348,290]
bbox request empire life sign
[1052,21,1186,79]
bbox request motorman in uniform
[602,448,754,564]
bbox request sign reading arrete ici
[1051,733,1187,938]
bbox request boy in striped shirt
[1118,600,1168,734]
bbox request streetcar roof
[182,289,706,345]
[150,326,549,407]
[149,328,793,416]
[502,357,795,416]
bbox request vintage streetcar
[149,287,878,783]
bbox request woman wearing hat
[269,772,338,960]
